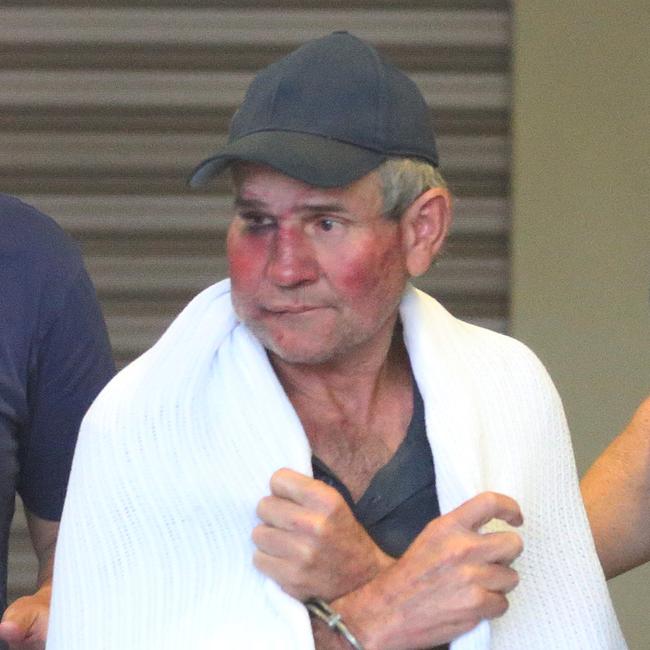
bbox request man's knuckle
[252,549,265,570]
[493,595,510,617]
[456,563,478,586]
[251,524,263,545]
[442,536,475,565]
[296,542,317,568]
[255,496,269,518]
[509,532,524,556]
[464,584,486,610]
[305,513,326,538]
[269,468,290,492]
[269,471,282,490]
[506,568,520,591]
[481,491,500,510]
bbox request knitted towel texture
[47,280,626,649]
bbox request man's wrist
[306,599,364,649]
[373,547,395,575]
[311,615,357,650]
[34,583,52,601]
[308,555,400,650]
[329,589,389,650]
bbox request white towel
[47,280,626,649]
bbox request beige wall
[511,2,649,647]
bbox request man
[47,32,625,649]
[582,395,650,579]
[0,195,115,649]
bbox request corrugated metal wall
[1,1,511,602]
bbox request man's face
[227,164,410,366]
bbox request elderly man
[47,32,624,649]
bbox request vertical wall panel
[1,1,511,601]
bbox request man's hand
[0,511,58,649]
[253,468,393,601]
[330,491,524,650]
[0,585,50,650]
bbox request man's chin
[248,329,342,367]
[238,317,332,364]
[264,341,339,367]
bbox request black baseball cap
[189,31,439,189]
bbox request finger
[0,621,28,643]
[256,495,329,539]
[0,605,36,640]
[269,468,337,510]
[252,523,309,560]
[474,563,520,595]
[452,492,523,531]
[469,530,524,565]
[252,550,311,600]
[478,590,511,621]
[256,495,307,530]
[269,468,319,503]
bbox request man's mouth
[263,305,321,314]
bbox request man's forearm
[35,555,54,590]
[581,397,650,578]
[25,512,58,588]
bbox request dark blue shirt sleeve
[17,265,115,520]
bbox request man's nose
[266,225,318,287]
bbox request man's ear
[400,187,452,277]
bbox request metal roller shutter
[1,1,511,602]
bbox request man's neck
[270,324,414,501]
[270,320,409,414]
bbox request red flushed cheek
[337,261,376,296]
[227,230,268,292]
[334,243,403,296]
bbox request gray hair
[376,157,447,220]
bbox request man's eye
[241,214,274,230]
[317,218,337,232]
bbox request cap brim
[188,131,387,189]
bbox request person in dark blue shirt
[0,195,115,649]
